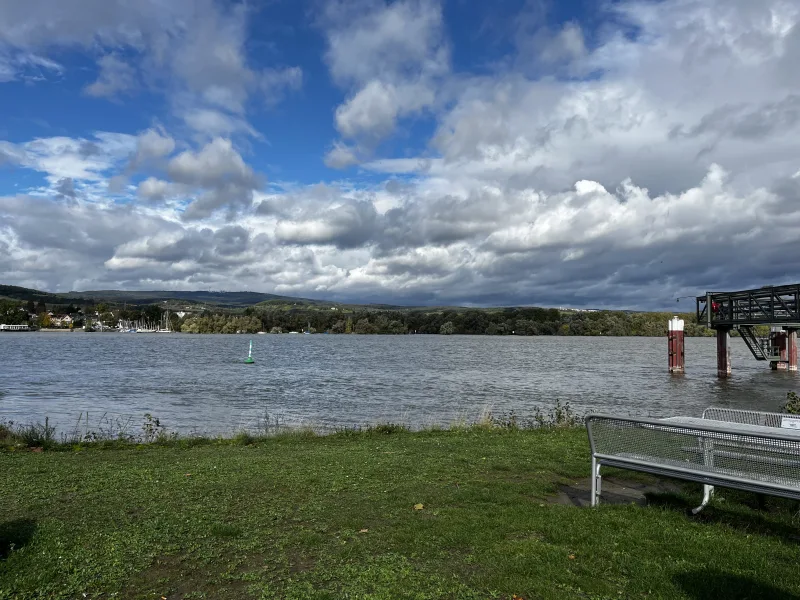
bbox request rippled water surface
[1,333,796,433]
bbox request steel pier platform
[696,285,800,375]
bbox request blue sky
[1,0,800,308]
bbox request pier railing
[696,284,800,328]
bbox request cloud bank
[2,0,800,308]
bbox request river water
[0,333,796,435]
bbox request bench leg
[590,457,602,507]
[691,484,714,515]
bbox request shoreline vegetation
[3,392,798,454]
[2,404,799,598]
[1,402,583,452]
[0,283,745,337]
[3,300,749,337]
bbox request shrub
[783,391,800,415]
[141,413,172,443]
[0,421,18,445]
[489,400,582,430]
[233,431,256,445]
[17,418,56,449]
[369,423,409,435]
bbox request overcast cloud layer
[2,0,800,309]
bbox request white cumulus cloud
[2,0,800,309]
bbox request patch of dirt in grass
[121,554,255,600]
[288,551,317,574]
[551,475,683,508]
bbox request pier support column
[716,328,732,378]
[668,316,685,374]
[770,327,787,370]
[788,329,798,372]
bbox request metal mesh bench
[585,414,800,514]
[702,407,788,428]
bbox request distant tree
[26,299,35,314]
[143,305,162,323]
[387,320,407,334]
[345,317,353,334]
[36,300,46,314]
[38,313,52,328]
[374,315,390,333]
[440,322,455,335]
[270,326,283,334]
[0,300,26,325]
[354,318,376,334]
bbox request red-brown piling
[717,328,731,378]
[788,329,798,372]
[668,316,685,374]
[770,328,788,371]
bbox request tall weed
[784,391,800,415]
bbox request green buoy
[244,339,255,364]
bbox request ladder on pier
[738,326,779,362]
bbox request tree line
[1,297,727,337]
[177,307,717,337]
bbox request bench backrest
[702,407,784,428]
[586,415,800,490]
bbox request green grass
[1,428,799,599]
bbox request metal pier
[696,285,800,376]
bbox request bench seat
[586,414,800,512]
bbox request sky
[1,0,800,309]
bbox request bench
[585,412,800,514]
[701,407,800,429]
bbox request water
[0,333,797,435]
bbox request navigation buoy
[244,339,255,364]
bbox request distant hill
[1,284,486,313]
[0,285,319,308]
[254,297,431,312]
[68,289,311,308]
[1,284,640,313]
[0,285,87,305]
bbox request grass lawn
[1,427,799,599]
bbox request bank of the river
[1,427,798,600]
